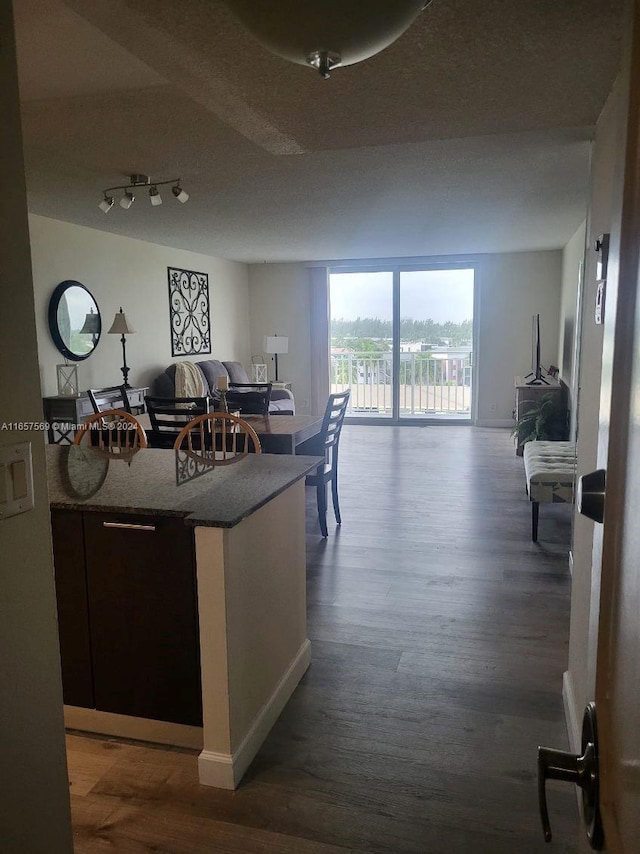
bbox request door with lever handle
[537,702,603,848]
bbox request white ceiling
[14,0,624,263]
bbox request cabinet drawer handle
[102,522,156,532]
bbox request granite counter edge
[184,458,320,527]
[50,457,321,529]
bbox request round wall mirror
[48,280,101,361]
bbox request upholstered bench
[523,440,576,541]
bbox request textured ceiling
[14,0,624,262]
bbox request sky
[329,268,474,323]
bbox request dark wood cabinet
[51,510,202,727]
[51,510,94,708]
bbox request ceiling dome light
[223,0,430,78]
[149,186,163,206]
[98,195,114,213]
[119,191,135,210]
[172,185,189,204]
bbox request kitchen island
[47,445,319,789]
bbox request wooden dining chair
[74,409,147,451]
[144,396,211,448]
[88,385,132,414]
[296,390,350,537]
[172,412,262,463]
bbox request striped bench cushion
[523,440,576,504]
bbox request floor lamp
[263,335,288,382]
[108,307,135,388]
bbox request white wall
[248,252,563,423]
[565,78,624,749]
[0,4,73,850]
[29,215,251,397]
[557,222,587,395]
[475,251,562,425]
[248,263,312,412]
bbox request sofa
[152,359,295,414]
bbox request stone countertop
[46,446,320,528]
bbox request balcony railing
[330,351,472,417]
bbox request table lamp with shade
[263,335,288,382]
[107,307,135,388]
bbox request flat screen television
[526,313,548,385]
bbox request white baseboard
[196,749,235,788]
[64,706,203,749]
[475,419,513,428]
[562,670,581,753]
[198,638,312,789]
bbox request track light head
[172,185,189,204]
[149,186,163,206]
[119,191,135,210]
[98,195,114,213]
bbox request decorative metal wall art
[167,267,211,356]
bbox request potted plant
[512,391,569,447]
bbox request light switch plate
[0,442,34,519]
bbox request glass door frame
[330,260,479,426]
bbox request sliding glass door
[330,265,475,422]
[398,268,474,420]
[330,270,394,418]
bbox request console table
[43,387,148,444]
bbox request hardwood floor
[66,426,586,853]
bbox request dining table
[241,414,323,454]
[138,412,324,455]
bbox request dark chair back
[299,390,350,461]
[226,382,272,416]
[88,385,131,414]
[296,390,350,538]
[144,396,211,448]
[319,390,350,459]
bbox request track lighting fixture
[119,191,135,210]
[172,185,189,203]
[98,174,189,213]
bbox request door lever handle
[537,743,596,842]
[577,469,606,523]
[537,703,603,848]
